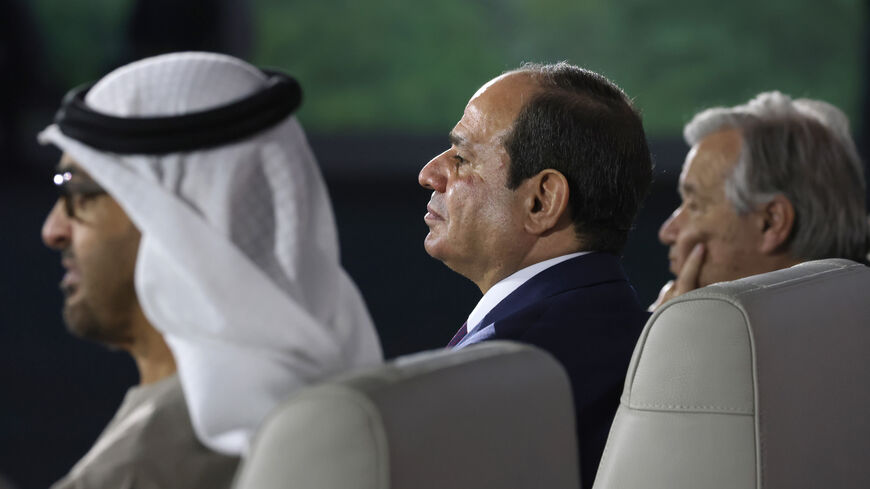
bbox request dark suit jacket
[453,252,649,489]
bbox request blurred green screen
[31,0,864,136]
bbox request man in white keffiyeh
[39,52,382,488]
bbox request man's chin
[62,301,116,344]
[424,233,455,263]
[63,303,96,338]
[423,233,441,258]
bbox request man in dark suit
[418,62,652,488]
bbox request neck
[475,265,519,295]
[126,305,177,385]
[473,235,583,294]
[768,253,804,273]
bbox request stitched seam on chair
[624,314,657,404]
[629,404,754,415]
[630,402,753,413]
[731,266,860,297]
[292,386,390,489]
[596,406,623,482]
[627,297,748,407]
[745,304,764,489]
[339,388,390,489]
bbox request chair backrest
[233,341,579,489]
[593,259,870,489]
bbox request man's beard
[62,291,133,347]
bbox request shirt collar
[465,251,591,334]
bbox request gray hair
[684,91,870,263]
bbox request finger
[675,243,705,294]
[648,280,675,312]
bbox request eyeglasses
[53,170,108,219]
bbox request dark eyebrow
[448,131,464,148]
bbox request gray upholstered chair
[593,259,870,489]
[233,341,579,489]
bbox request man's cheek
[674,235,705,272]
[698,243,735,286]
[697,260,717,287]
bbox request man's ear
[523,169,570,235]
[758,194,795,254]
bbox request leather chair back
[593,259,870,489]
[234,341,579,489]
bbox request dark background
[1,1,868,487]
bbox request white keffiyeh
[38,52,383,455]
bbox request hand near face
[654,129,765,311]
[649,242,705,311]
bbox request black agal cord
[54,70,302,154]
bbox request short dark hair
[504,62,653,254]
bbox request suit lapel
[478,252,629,335]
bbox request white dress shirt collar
[465,251,591,334]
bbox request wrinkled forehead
[680,128,743,193]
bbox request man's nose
[418,151,448,193]
[42,200,72,250]
[658,207,681,245]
